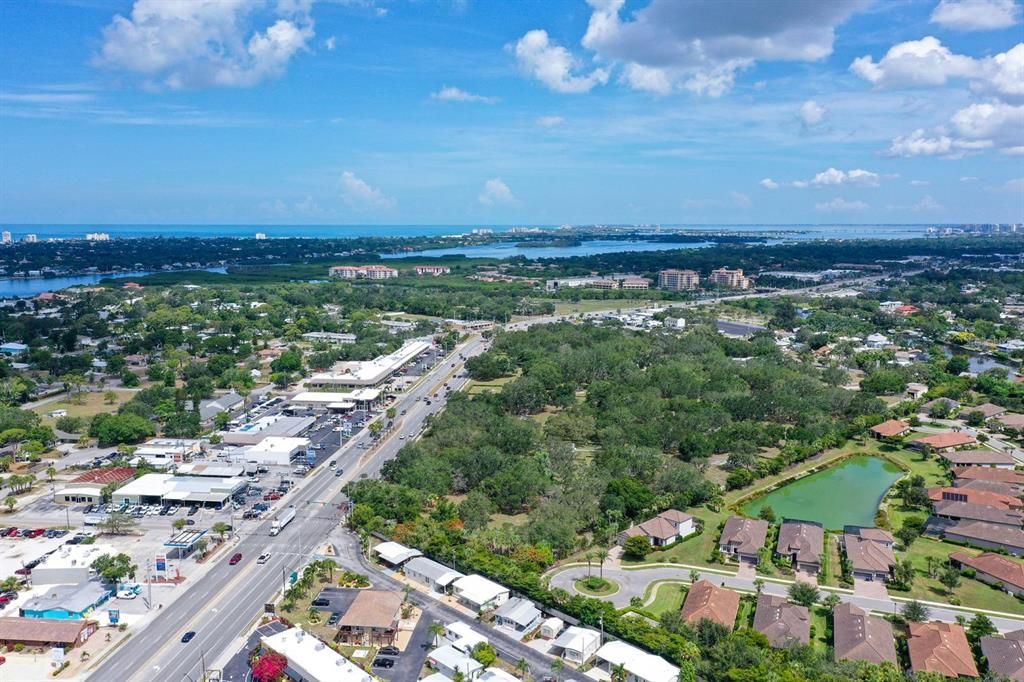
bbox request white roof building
[373,541,422,566]
[133,438,203,466]
[261,627,373,682]
[30,543,117,585]
[445,621,488,653]
[112,473,245,506]
[291,389,382,409]
[481,668,520,682]
[452,574,510,612]
[553,626,602,664]
[307,340,430,388]
[222,415,315,446]
[593,641,679,682]
[239,437,310,466]
[428,644,484,680]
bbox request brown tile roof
[752,594,809,648]
[777,520,824,565]
[624,510,693,542]
[997,413,1024,429]
[843,532,896,574]
[950,552,1024,591]
[847,527,894,544]
[953,467,1024,485]
[957,478,1023,497]
[981,632,1024,681]
[338,590,403,629]
[928,486,1023,510]
[941,520,1024,551]
[914,432,977,449]
[871,419,910,438]
[908,621,979,678]
[933,500,1024,526]
[832,602,897,665]
[0,617,95,645]
[69,467,136,486]
[719,516,769,556]
[938,449,1017,466]
[680,580,740,629]
[965,403,1007,419]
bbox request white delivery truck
[269,505,296,536]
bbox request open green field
[464,375,517,395]
[32,389,137,427]
[551,299,655,315]
[643,581,688,619]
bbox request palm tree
[585,552,594,578]
[823,593,841,612]
[753,578,765,595]
[595,548,610,580]
[45,466,57,482]
[429,622,446,647]
[611,663,628,682]
[689,569,701,584]
[550,658,565,682]
[516,658,530,680]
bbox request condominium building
[329,265,399,280]
[708,268,750,289]
[414,265,451,276]
[25,234,37,243]
[658,269,700,291]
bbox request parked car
[311,597,330,608]
[372,658,395,669]
[378,646,400,656]
[327,612,341,626]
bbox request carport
[164,529,209,559]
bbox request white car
[257,553,271,564]
[117,590,137,600]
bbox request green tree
[902,600,930,622]
[103,390,117,405]
[550,658,565,682]
[622,535,651,561]
[757,505,776,523]
[822,593,841,612]
[939,565,961,594]
[98,512,138,535]
[787,581,820,607]
[515,657,530,680]
[429,622,446,647]
[91,553,138,583]
[212,522,231,541]
[3,496,15,513]
[45,466,57,482]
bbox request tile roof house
[870,419,911,439]
[618,509,695,547]
[776,520,824,574]
[752,594,809,648]
[996,413,1024,430]
[913,432,977,452]
[680,580,740,629]
[964,402,1007,420]
[841,527,896,582]
[980,630,1024,682]
[907,621,979,679]
[832,602,898,665]
[336,590,404,646]
[933,519,1024,556]
[931,500,1024,528]
[938,449,1017,469]
[0,617,98,649]
[953,467,1024,491]
[929,485,1023,510]
[718,517,769,565]
[950,552,1024,596]
[957,478,1023,498]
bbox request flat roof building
[239,437,311,466]
[132,438,202,466]
[261,626,373,682]
[307,340,430,388]
[658,269,700,291]
[291,389,383,411]
[112,473,245,507]
[222,415,314,445]
[31,543,117,586]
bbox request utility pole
[146,558,152,609]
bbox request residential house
[0,617,98,650]
[913,432,977,452]
[964,402,1008,421]
[907,621,979,679]
[931,500,1024,528]
[922,397,960,414]
[929,486,1022,510]
[452,575,509,613]
[336,590,403,646]
[493,597,542,634]
[906,383,929,399]
[953,467,1024,491]
[841,527,896,582]
[539,617,563,640]
[403,556,464,594]
[980,631,1024,681]
[752,594,810,648]
[372,541,422,568]
[938,449,1017,469]
[870,419,911,439]
[949,552,1024,596]
[832,602,898,665]
[718,516,769,565]
[428,645,483,680]
[996,413,1024,431]
[191,391,244,424]
[680,580,740,629]
[776,520,824,576]
[865,333,890,348]
[934,520,1024,556]
[592,641,680,682]
[550,626,601,665]
[618,510,695,547]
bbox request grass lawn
[820,532,842,588]
[623,507,730,569]
[809,607,830,653]
[33,389,136,427]
[878,444,949,487]
[736,599,755,630]
[465,375,517,395]
[643,582,688,619]
[894,537,1024,613]
[575,577,619,596]
[551,299,655,315]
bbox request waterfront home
[913,432,977,452]
[718,517,769,566]
[752,594,809,648]
[618,509,695,547]
[928,486,1023,510]
[776,520,824,575]
[931,500,1024,529]
[938,449,1017,469]
[907,621,979,679]
[980,631,1024,681]
[832,602,898,665]
[870,419,911,439]
[841,527,896,582]
[680,580,740,629]
[930,519,1024,556]
[954,467,1024,494]
[949,552,1024,596]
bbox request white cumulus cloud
[93,0,314,89]
[478,178,516,205]
[815,197,869,212]
[430,86,498,104]
[339,171,394,210]
[511,30,609,94]
[536,115,565,127]
[930,0,1021,31]
[759,178,779,190]
[799,100,827,126]
[909,179,931,186]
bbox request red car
[228,553,242,565]
[1,528,15,537]
[29,529,45,538]
[263,492,282,501]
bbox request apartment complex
[708,268,751,289]
[329,265,399,280]
[658,269,700,291]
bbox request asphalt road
[87,335,489,682]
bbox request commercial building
[680,580,740,629]
[59,467,135,505]
[222,415,314,446]
[302,332,357,345]
[21,580,112,620]
[619,277,650,290]
[452,574,509,612]
[718,516,769,565]
[752,594,810,648]
[291,389,383,411]
[329,265,398,280]
[175,463,246,478]
[0,342,28,355]
[30,543,116,586]
[544,277,618,292]
[592,640,679,682]
[658,269,700,291]
[112,473,245,508]
[907,621,979,679]
[0,617,98,649]
[832,602,897,665]
[261,626,374,682]
[708,268,750,289]
[337,590,404,646]
[240,437,311,466]
[307,340,431,388]
[132,438,203,467]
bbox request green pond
[742,456,903,530]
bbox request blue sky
[0,0,1022,225]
